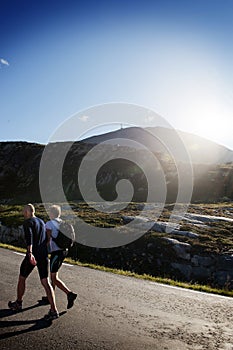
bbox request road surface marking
[13,251,73,266]
[11,250,232,299]
[148,281,232,299]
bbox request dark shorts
[20,254,49,280]
[50,250,68,273]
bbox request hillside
[83,126,233,165]
[1,201,233,289]
[0,127,233,204]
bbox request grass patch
[1,242,233,298]
[0,242,26,254]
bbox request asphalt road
[1,247,233,350]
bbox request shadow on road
[0,311,67,339]
[0,301,45,319]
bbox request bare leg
[51,278,56,290]
[41,277,58,313]
[17,275,26,302]
[51,272,70,294]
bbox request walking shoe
[8,300,22,312]
[44,309,59,321]
[67,292,77,309]
[41,296,50,305]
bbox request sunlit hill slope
[0,127,233,203]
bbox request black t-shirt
[23,217,48,259]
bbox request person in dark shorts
[8,204,59,320]
[44,205,77,309]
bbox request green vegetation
[1,201,233,292]
[1,202,233,253]
[1,242,233,297]
[0,203,49,227]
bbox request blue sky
[1,0,233,150]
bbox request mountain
[0,141,43,203]
[0,127,233,204]
[83,126,233,165]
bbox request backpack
[52,221,75,250]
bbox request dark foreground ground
[1,247,233,350]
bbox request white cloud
[0,58,9,67]
[79,115,89,122]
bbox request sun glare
[183,89,232,145]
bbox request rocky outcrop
[174,213,233,224]
[2,212,233,289]
[0,223,25,245]
[163,238,191,260]
[122,216,199,238]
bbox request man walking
[8,204,59,320]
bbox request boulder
[191,266,212,281]
[183,213,233,224]
[213,270,233,288]
[121,216,199,238]
[171,263,192,280]
[0,224,24,244]
[217,255,233,269]
[163,238,191,260]
[191,255,214,268]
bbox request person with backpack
[8,204,59,320]
[44,205,77,309]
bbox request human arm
[26,244,37,266]
[46,228,52,246]
[23,221,37,265]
